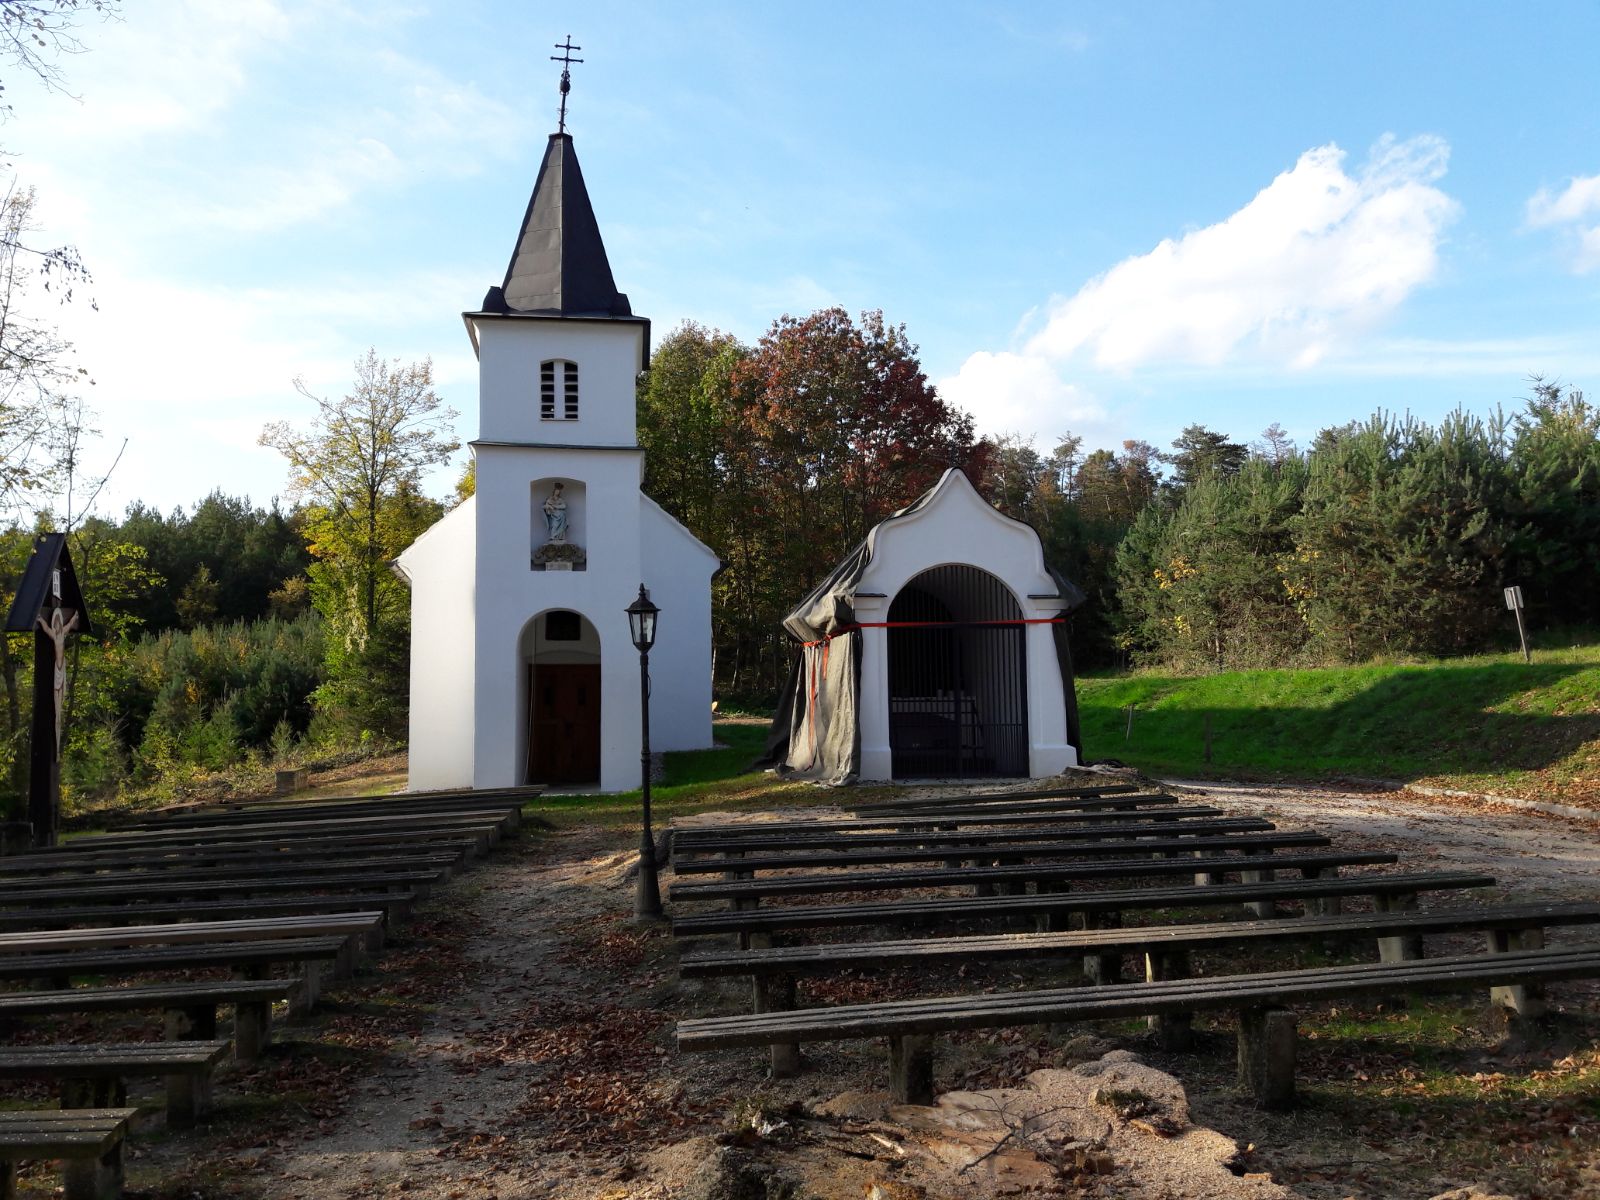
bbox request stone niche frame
[530,477,587,571]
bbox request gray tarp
[761,479,1087,785]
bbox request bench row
[679,945,1600,1108]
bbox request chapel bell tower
[393,44,715,794]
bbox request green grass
[1078,641,1600,801]
[520,720,885,829]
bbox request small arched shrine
[766,469,1084,784]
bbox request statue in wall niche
[543,482,569,544]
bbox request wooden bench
[671,829,1329,876]
[0,935,348,1013]
[0,891,418,933]
[0,1041,231,1126]
[850,782,1141,813]
[838,794,1177,821]
[670,871,1497,943]
[18,828,496,869]
[673,796,1188,845]
[681,900,1600,1070]
[669,849,1398,908]
[0,1108,140,1200]
[0,850,465,890]
[0,868,448,908]
[70,810,518,850]
[0,978,293,1060]
[0,836,486,876]
[678,946,1600,1108]
[672,812,1260,857]
[130,795,526,831]
[155,788,533,814]
[0,912,386,957]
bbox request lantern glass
[626,585,659,652]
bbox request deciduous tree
[260,350,457,734]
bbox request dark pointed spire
[491,132,632,317]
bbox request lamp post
[626,584,663,919]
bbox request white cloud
[1525,173,1600,273]
[15,0,296,143]
[1024,135,1458,371]
[937,350,1105,441]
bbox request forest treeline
[638,315,1599,693]
[1,301,1595,814]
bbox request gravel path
[221,780,1600,1199]
[1162,779,1600,904]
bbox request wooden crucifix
[4,533,93,849]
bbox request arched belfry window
[540,359,579,421]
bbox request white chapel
[394,126,718,793]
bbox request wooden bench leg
[166,1070,211,1128]
[1240,849,1276,918]
[1299,867,1343,916]
[752,974,800,1078]
[1237,1006,1297,1110]
[0,1160,13,1200]
[62,1139,124,1200]
[1375,892,1423,962]
[1192,847,1217,886]
[234,1000,273,1062]
[1145,951,1193,1050]
[165,1003,218,1043]
[1035,883,1071,933]
[61,1078,125,1109]
[888,1034,934,1106]
[333,938,357,980]
[1488,928,1547,1018]
[290,963,321,1016]
[1082,912,1123,985]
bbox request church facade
[395,131,718,793]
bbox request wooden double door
[528,664,601,784]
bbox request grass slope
[1078,643,1600,804]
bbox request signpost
[1504,585,1530,664]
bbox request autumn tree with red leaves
[639,308,985,697]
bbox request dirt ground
[108,776,1600,1200]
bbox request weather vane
[551,35,583,134]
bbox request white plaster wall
[472,443,646,792]
[853,472,1077,779]
[640,496,717,752]
[395,498,478,791]
[472,318,646,447]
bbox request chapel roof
[478,132,633,319]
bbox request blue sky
[9,1,1600,515]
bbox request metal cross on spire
[551,35,583,134]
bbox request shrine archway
[886,564,1028,778]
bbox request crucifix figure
[36,606,78,758]
[551,35,583,134]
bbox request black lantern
[626,585,659,653]
[626,584,663,919]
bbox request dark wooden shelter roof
[4,533,93,635]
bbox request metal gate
[887,565,1028,778]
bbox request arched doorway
[887,565,1027,778]
[521,610,601,785]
